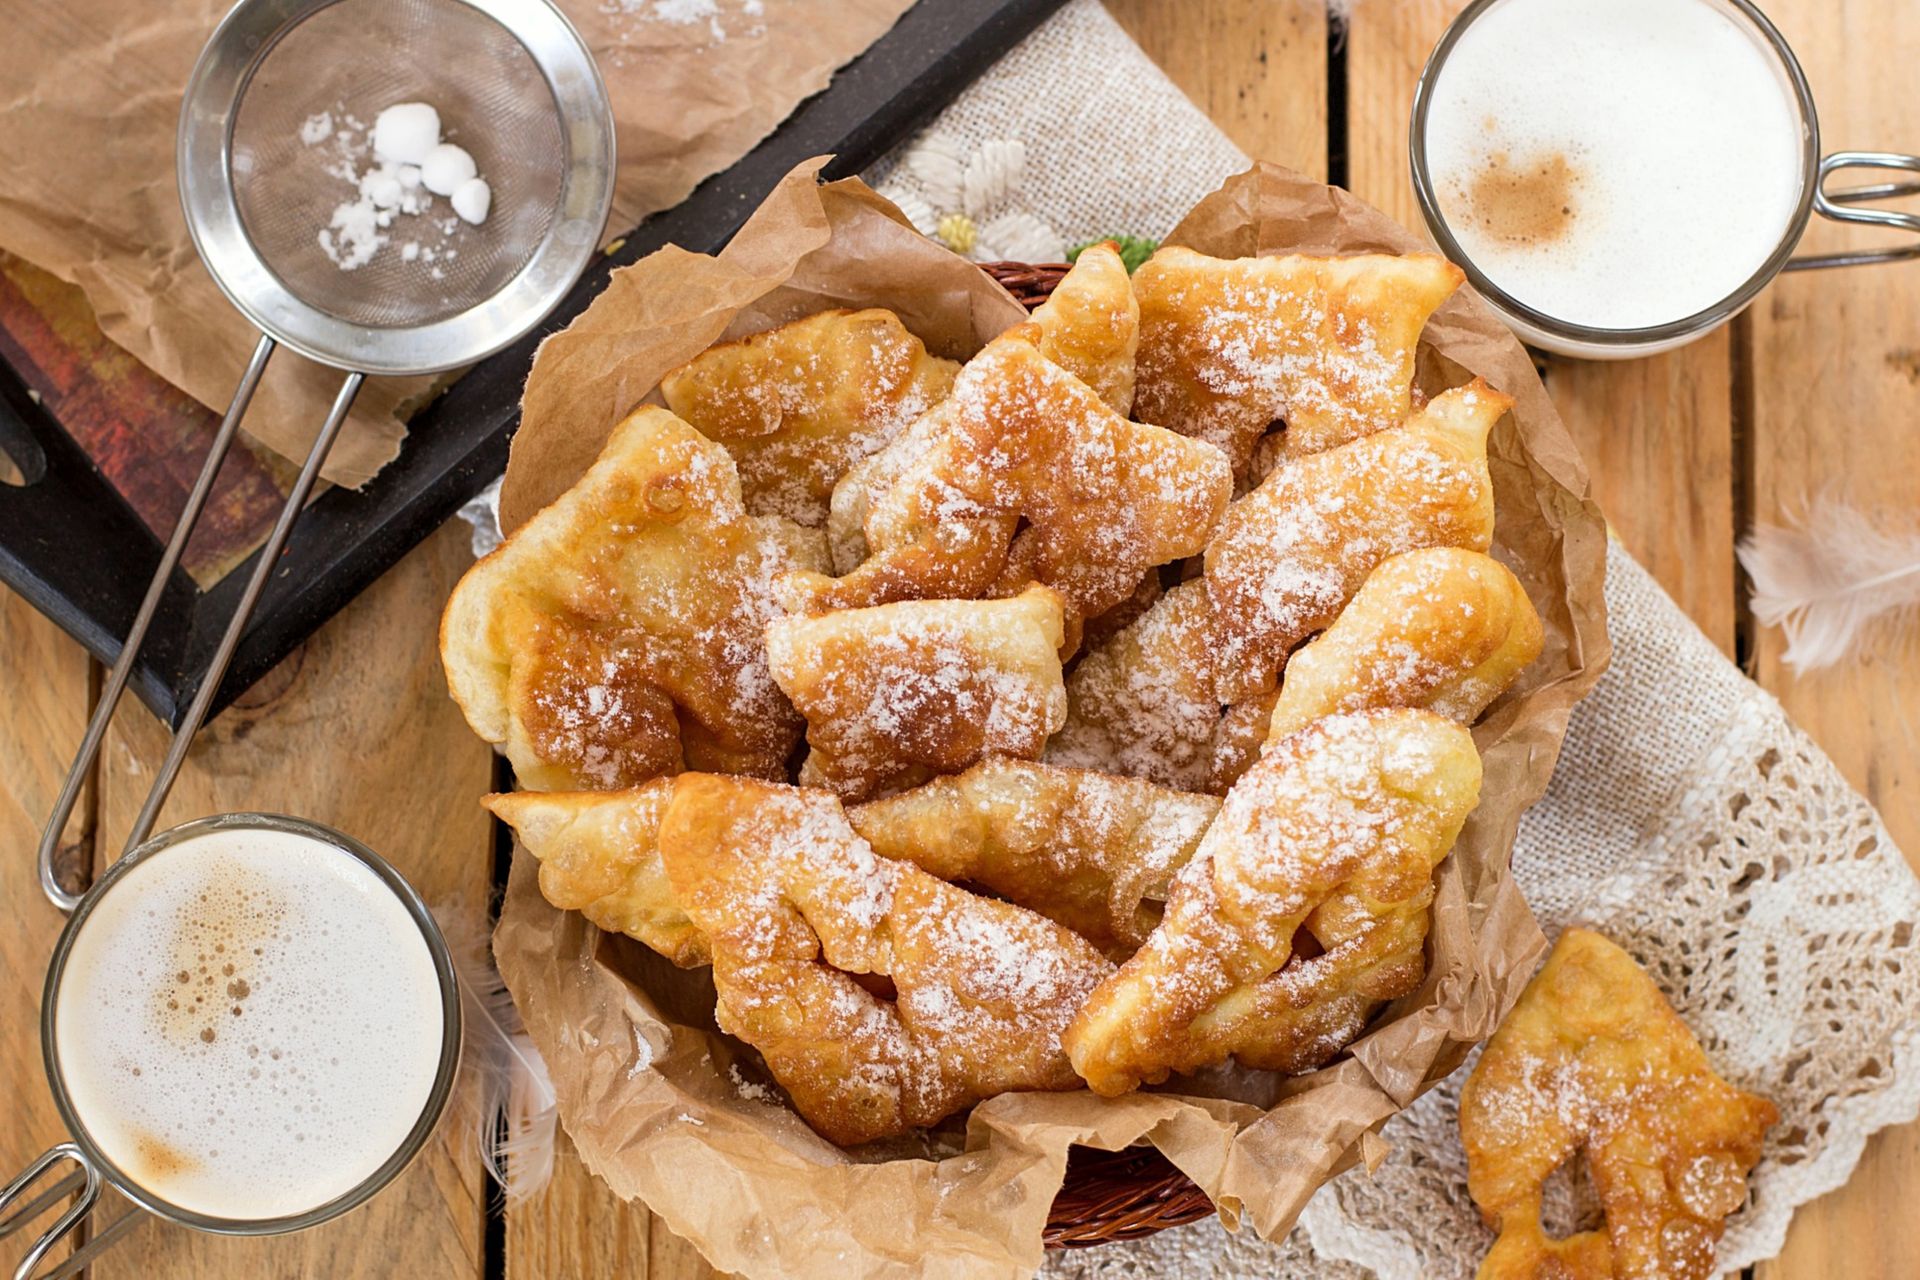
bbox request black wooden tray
[0,0,1064,726]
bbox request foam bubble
[1424,0,1803,329]
[55,828,444,1221]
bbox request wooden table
[3,2,1915,1276]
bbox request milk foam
[54,827,445,1221]
[1425,0,1803,329]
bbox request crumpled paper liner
[0,0,908,487]
[490,159,1612,1279]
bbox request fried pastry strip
[484,782,705,967]
[824,401,990,577]
[1204,380,1505,704]
[765,585,1069,801]
[440,407,827,791]
[1220,897,1431,1074]
[660,309,958,527]
[816,242,1141,582]
[658,775,1113,1146]
[1267,547,1544,742]
[1133,246,1463,475]
[1461,929,1778,1280]
[795,325,1229,630]
[1063,709,1481,1096]
[1047,579,1273,796]
[847,759,1220,957]
[1027,239,1139,415]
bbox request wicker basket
[975,257,1219,1248]
[981,259,1071,311]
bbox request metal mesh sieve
[178,0,613,375]
[32,0,611,932]
[229,0,565,329]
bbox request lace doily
[1039,542,1920,1278]
[1297,542,1920,1278]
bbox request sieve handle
[1785,151,1920,270]
[34,334,276,912]
[119,369,365,857]
[0,1145,144,1280]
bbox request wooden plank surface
[1749,1,1920,1275]
[1106,0,1328,181]
[76,522,493,1280]
[0,589,91,1275]
[4,4,1917,1280]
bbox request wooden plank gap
[483,751,514,1280]
[1729,309,1759,676]
[489,753,515,920]
[483,1167,506,1280]
[1325,4,1349,189]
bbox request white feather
[1738,494,1920,672]
[436,903,558,1205]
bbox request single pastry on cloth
[1047,578,1271,795]
[1460,928,1778,1280]
[1204,379,1505,704]
[484,781,706,967]
[1266,546,1544,742]
[847,758,1221,957]
[765,584,1069,801]
[440,406,828,791]
[1132,246,1464,476]
[1063,708,1481,1096]
[659,308,958,527]
[818,239,1141,579]
[658,774,1114,1146]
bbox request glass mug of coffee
[0,814,460,1280]
[1411,0,1920,359]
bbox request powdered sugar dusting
[661,311,960,527]
[848,758,1220,955]
[1133,248,1460,473]
[1049,579,1225,792]
[473,410,822,791]
[1203,385,1497,702]
[766,587,1068,800]
[674,779,1111,1144]
[856,331,1231,629]
[1066,711,1479,1094]
[1269,545,1538,740]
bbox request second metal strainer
[33,0,614,915]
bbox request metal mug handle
[33,339,364,913]
[1786,151,1920,271]
[0,1144,141,1280]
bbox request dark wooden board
[0,0,1066,727]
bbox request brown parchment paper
[490,160,1613,1278]
[0,0,909,487]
